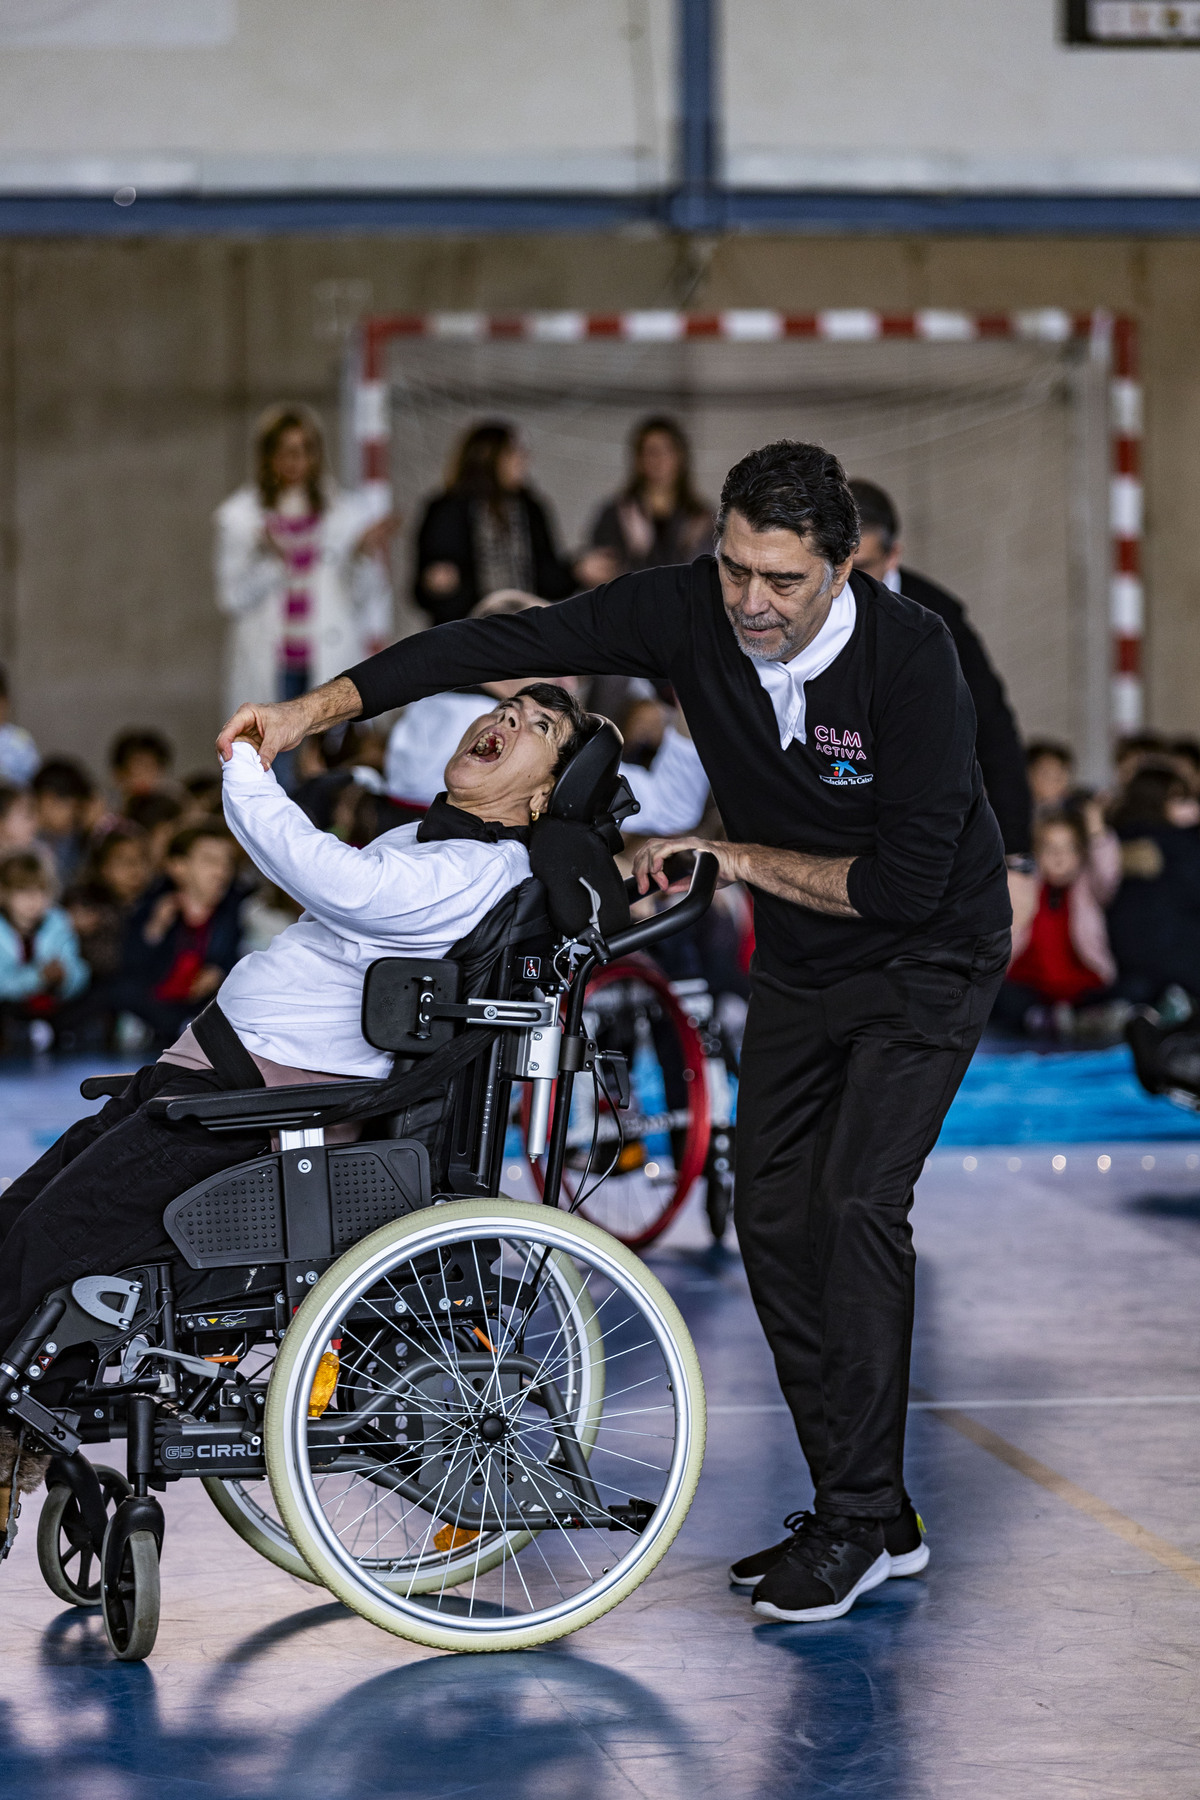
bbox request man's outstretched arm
[217,566,688,768]
[632,836,859,919]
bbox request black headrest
[548,716,623,823]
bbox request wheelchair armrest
[80,1074,137,1102]
[607,852,718,958]
[147,1079,390,1133]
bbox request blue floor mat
[938,1043,1200,1145]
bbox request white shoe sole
[887,1541,929,1578]
[729,1567,765,1588]
[753,1550,892,1623]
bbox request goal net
[361,320,1113,779]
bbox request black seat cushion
[529,816,631,939]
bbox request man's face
[852,526,901,583]
[444,693,569,824]
[717,509,855,664]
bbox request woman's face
[270,426,318,491]
[637,430,683,491]
[444,693,567,823]
[496,441,530,492]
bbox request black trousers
[735,929,1010,1520]
[0,1063,269,1351]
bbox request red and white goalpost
[347,308,1142,773]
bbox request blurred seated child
[64,831,152,982]
[124,790,184,871]
[1106,765,1200,1007]
[0,665,38,789]
[111,823,243,1045]
[32,758,97,886]
[994,805,1120,1037]
[180,770,224,819]
[110,728,175,810]
[1025,739,1076,814]
[0,784,40,856]
[0,852,89,1045]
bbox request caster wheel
[38,1465,131,1607]
[101,1500,162,1662]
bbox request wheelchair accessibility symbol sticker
[523,956,542,980]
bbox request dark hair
[717,441,860,565]
[1169,736,1200,773]
[254,404,326,515]
[847,478,899,550]
[32,758,94,802]
[181,771,224,810]
[514,683,591,779]
[110,728,173,774]
[125,791,183,832]
[90,828,146,869]
[624,416,708,519]
[1026,738,1075,769]
[447,421,521,510]
[1115,731,1166,764]
[165,822,234,862]
[1110,764,1189,832]
[1034,808,1088,857]
[0,663,8,702]
[0,850,52,893]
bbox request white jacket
[214,484,393,716]
[218,742,530,1077]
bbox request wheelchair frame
[0,850,718,1657]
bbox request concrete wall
[0,230,1197,778]
[3,0,1200,196]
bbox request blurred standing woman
[215,405,394,719]
[414,421,577,624]
[579,416,715,586]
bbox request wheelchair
[0,723,715,1658]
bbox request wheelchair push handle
[607,850,719,959]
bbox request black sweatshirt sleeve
[938,608,1031,856]
[845,624,983,926]
[345,565,691,719]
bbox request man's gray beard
[728,611,805,662]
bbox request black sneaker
[729,1510,812,1589]
[884,1499,929,1577]
[752,1514,890,1623]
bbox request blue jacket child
[0,854,89,1004]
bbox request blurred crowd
[997,731,1200,1043]
[2,402,1197,1063]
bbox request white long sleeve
[217,742,530,1075]
[620,726,711,836]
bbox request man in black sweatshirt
[219,440,1012,1626]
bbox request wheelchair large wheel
[37,1465,131,1606]
[263,1199,705,1652]
[524,958,711,1249]
[206,1245,602,1594]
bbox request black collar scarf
[416,794,531,847]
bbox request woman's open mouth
[468,729,505,764]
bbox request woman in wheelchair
[0,681,712,1660]
[0,683,587,1383]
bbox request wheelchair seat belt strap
[191,1002,266,1092]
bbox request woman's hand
[355,514,398,559]
[632,836,732,895]
[39,957,66,992]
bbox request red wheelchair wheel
[522,956,710,1250]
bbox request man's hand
[633,835,858,918]
[633,836,735,895]
[216,675,363,770]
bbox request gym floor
[2,1062,1200,1799]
